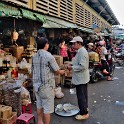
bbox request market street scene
[50,66,124,124]
[0,0,124,124]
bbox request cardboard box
[0,105,5,110]
[3,48,10,53]
[55,75,61,85]
[88,52,99,62]
[26,57,32,63]
[0,58,3,67]
[29,37,35,45]
[65,69,72,77]
[10,46,24,62]
[55,75,64,85]
[0,105,5,119]
[53,55,63,67]
[63,61,72,78]
[0,106,12,119]
[0,112,17,124]
[63,61,72,68]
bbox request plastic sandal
[107,77,113,81]
[107,79,113,81]
[75,114,89,120]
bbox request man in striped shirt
[31,37,65,124]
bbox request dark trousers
[63,57,68,63]
[75,84,88,115]
[101,59,110,76]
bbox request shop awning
[0,3,46,22]
[21,9,46,23]
[21,9,36,20]
[43,15,77,28]
[34,13,46,23]
[78,27,94,34]
[43,19,67,28]
[0,11,6,17]
[100,28,109,36]
[0,3,21,17]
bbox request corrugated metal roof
[82,0,120,25]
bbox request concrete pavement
[33,65,124,124]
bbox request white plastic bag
[54,87,64,99]
[19,58,28,69]
[21,86,31,106]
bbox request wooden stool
[22,103,32,114]
[16,113,36,124]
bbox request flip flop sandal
[107,79,113,81]
[75,114,89,120]
[103,71,109,74]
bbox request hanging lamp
[12,18,19,42]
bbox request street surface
[51,65,124,124]
[33,65,124,124]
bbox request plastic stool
[16,113,36,124]
[22,103,32,114]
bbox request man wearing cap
[67,36,90,120]
[87,42,94,52]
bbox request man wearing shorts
[31,37,65,124]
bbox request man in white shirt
[67,36,90,120]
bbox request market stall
[0,48,33,123]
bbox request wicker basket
[11,46,24,62]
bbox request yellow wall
[5,0,112,29]
[74,0,111,29]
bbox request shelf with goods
[0,80,21,123]
[0,70,32,123]
[0,44,36,78]
[21,45,37,63]
[0,47,33,117]
[0,79,32,123]
[0,49,17,80]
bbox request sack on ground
[54,87,64,99]
[21,86,31,106]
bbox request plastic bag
[19,58,27,69]
[21,86,31,106]
[54,87,64,99]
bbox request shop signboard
[0,2,46,22]
[92,24,101,33]
[0,2,21,17]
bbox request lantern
[12,30,18,41]
[12,18,18,41]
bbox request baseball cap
[99,40,105,46]
[88,43,94,46]
[70,36,83,43]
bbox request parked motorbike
[114,47,124,66]
[89,61,115,83]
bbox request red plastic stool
[22,103,32,114]
[16,113,36,124]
